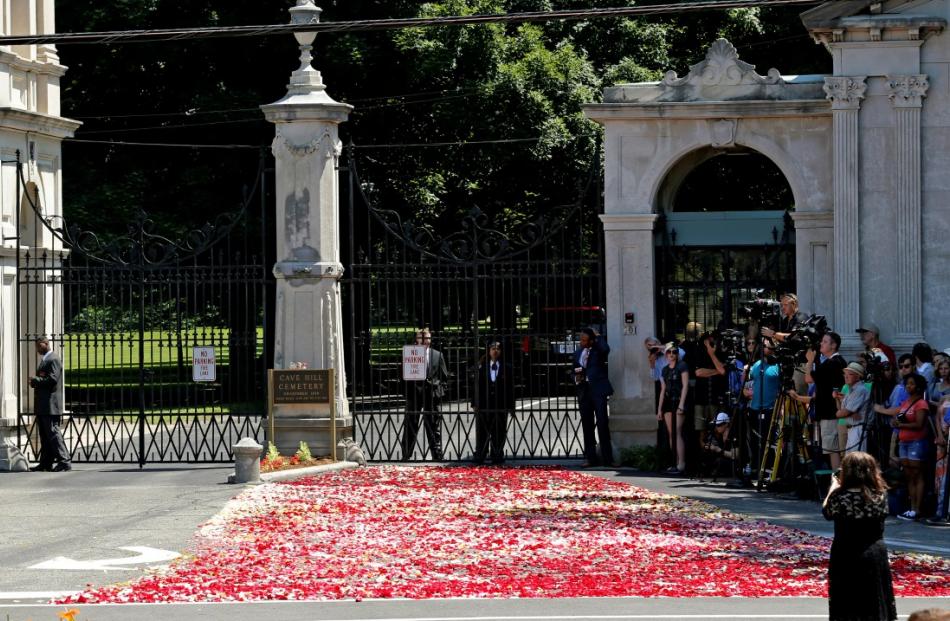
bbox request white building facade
[0,0,79,469]
[584,0,950,450]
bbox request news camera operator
[691,330,728,455]
[805,332,847,470]
[760,294,807,343]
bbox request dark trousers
[474,408,509,463]
[37,415,70,466]
[403,386,443,460]
[578,384,612,465]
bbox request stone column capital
[886,74,930,108]
[823,76,868,110]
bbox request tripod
[756,391,814,491]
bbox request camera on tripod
[858,349,887,383]
[772,314,830,390]
[716,328,746,364]
[738,292,782,329]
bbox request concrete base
[269,416,353,461]
[0,439,29,472]
[609,411,658,457]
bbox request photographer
[693,331,727,453]
[760,293,807,343]
[743,338,781,475]
[806,332,847,470]
[857,323,896,369]
[705,412,736,461]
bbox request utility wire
[0,0,821,46]
[65,132,598,150]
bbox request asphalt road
[2,463,949,620]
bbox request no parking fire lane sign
[193,346,216,382]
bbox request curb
[258,460,360,483]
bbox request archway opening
[654,147,796,341]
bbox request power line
[78,117,265,135]
[64,133,598,150]
[0,0,821,46]
[70,88,480,120]
[65,138,264,149]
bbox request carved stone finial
[823,76,867,110]
[886,74,930,108]
[662,38,784,88]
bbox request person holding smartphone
[893,373,931,522]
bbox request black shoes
[52,462,72,472]
[29,464,51,472]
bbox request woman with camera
[891,373,931,522]
[822,451,896,621]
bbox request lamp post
[261,2,353,459]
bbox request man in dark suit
[30,336,71,472]
[402,328,449,460]
[471,341,514,465]
[573,328,614,467]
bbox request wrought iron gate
[343,148,604,462]
[15,158,270,465]
[654,212,796,340]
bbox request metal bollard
[229,437,263,484]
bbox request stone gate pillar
[261,1,352,458]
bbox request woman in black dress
[822,451,897,621]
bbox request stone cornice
[823,76,867,111]
[808,15,945,46]
[584,99,830,123]
[790,211,833,229]
[599,214,658,232]
[0,108,81,138]
[886,74,929,108]
[0,49,67,77]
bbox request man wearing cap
[836,362,874,454]
[857,322,896,369]
[705,411,736,460]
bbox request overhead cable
[0,0,821,46]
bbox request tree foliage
[56,1,829,234]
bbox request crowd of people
[646,293,950,524]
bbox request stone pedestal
[260,1,353,460]
[0,417,28,472]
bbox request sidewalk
[586,468,950,556]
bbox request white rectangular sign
[403,345,427,381]
[193,346,216,382]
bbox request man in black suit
[30,336,71,472]
[573,328,614,467]
[402,328,449,460]
[471,341,514,465]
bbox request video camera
[773,314,830,389]
[716,328,746,364]
[858,349,887,384]
[738,291,782,330]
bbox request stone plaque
[272,369,332,404]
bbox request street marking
[29,546,180,571]
[0,591,79,600]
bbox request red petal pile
[57,466,950,603]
